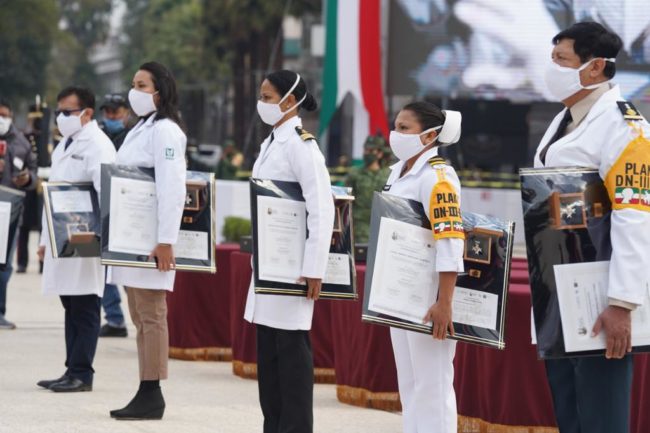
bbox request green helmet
[364,134,389,153]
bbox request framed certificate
[42,182,100,258]
[0,185,25,269]
[520,167,650,358]
[100,164,216,273]
[250,179,357,300]
[362,192,515,350]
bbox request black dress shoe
[99,324,128,338]
[16,267,26,274]
[37,375,68,389]
[110,387,165,420]
[49,377,92,393]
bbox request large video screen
[387,0,650,102]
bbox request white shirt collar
[272,116,302,143]
[71,119,97,141]
[390,146,440,179]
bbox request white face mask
[0,116,11,136]
[389,126,442,161]
[56,109,85,138]
[543,58,615,102]
[128,88,158,117]
[257,73,306,126]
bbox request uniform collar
[272,116,302,143]
[390,147,439,179]
[569,83,611,127]
[70,119,98,141]
[136,112,157,129]
[580,84,623,124]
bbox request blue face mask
[103,118,124,134]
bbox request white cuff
[436,256,464,273]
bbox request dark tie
[64,137,73,151]
[539,110,572,165]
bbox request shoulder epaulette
[617,101,645,121]
[428,156,447,167]
[295,126,315,142]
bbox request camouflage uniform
[346,135,391,243]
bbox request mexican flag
[319,0,389,157]
[615,187,640,204]
[642,189,650,206]
[434,222,451,234]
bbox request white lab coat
[40,120,116,296]
[244,116,335,331]
[383,147,464,433]
[107,114,187,291]
[534,85,650,306]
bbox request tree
[121,0,215,85]
[0,0,59,103]
[55,0,113,90]
[202,0,320,155]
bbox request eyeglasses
[55,108,83,117]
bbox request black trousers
[60,295,101,385]
[16,226,29,269]
[545,356,633,433]
[256,324,313,433]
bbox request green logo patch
[165,147,175,160]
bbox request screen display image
[388,0,650,102]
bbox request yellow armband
[429,169,464,240]
[604,127,650,211]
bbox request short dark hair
[401,101,445,131]
[265,70,318,112]
[0,98,12,113]
[138,61,183,128]
[57,86,96,111]
[552,21,622,79]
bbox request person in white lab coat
[534,22,650,433]
[245,70,334,433]
[383,101,464,433]
[108,62,186,421]
[36,86,116,392]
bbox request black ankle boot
[110,386,165,420]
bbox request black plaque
[42,182,100,258]
[362,192,515,349]
[520,166,650,358]
[250,179,357,300]
[100,164,216,273]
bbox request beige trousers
[126,287,169,380]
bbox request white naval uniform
[244,116,335,331]
[40,120,116,296]
[107,114,187,291]
[383,147,464,433]
[534,84,650,308]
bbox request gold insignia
[295,126,315,142]
[428,156,446,167]
[617,101,644,121]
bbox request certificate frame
[0,185,25,269]
[42,182,101,258]
[100,164,217,273]
[250,179,357,300]
[362,192,515,350]
[520,166,650,358]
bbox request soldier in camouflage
[346,134,391,243]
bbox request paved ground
[0,236,402,433]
